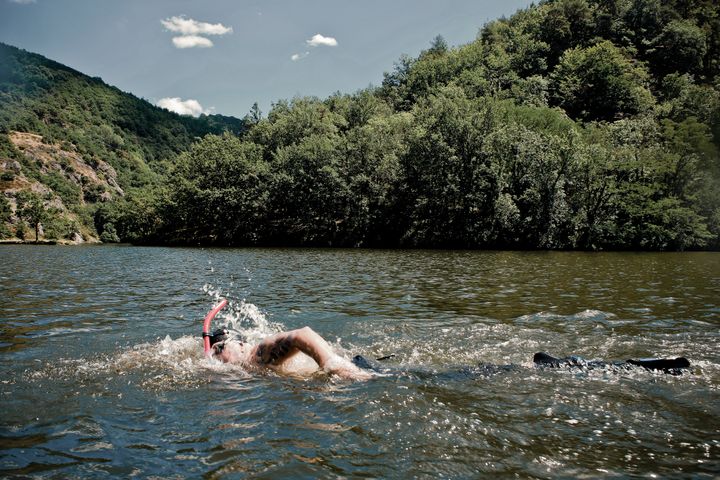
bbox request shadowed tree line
[95,0,719,250]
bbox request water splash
[203,283,283,343]
[25,334,252,391]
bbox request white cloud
[156,97,207,117]
[172,35,214,49]
[161,16,232,36]
[306,34,338,47]
[291,51,310,61]
[161,15,231,49]
[8,0,36,3]
[291,34,336,62]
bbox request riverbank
[0,237,100,246]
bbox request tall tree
[17,192,47,242]
[550,40,654,121]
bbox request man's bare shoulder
[254,331,299,366]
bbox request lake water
[1,246,719,478]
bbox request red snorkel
[202,299,228,356]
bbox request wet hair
[208,328,230,348]
[208,328,246,354]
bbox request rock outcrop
[0,131,126,244]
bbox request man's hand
[323,355,374,380]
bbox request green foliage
[93,188,166,244]
[40,171,81,207]
[0,133,20,159]
[650,19,708,76]
[2,0,719,250]
[250,97,346,152]
[43,213,78,240]
[550,40,654,121]
[401,87,498,246]
[168,133,270,245]
[99,222,120,243]
[536,0,596,67]
[15,222,29,240]
[270,134,347,244]
[0,196,12,238]
[16,191,47,241]
[340,111,411,245]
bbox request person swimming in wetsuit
[208,326,690,379]
[208,326,373,380]
[204,319,689,380]
[201,301,689,379]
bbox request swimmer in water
[201,300,689,380]
[208,326,690,379]
[207,327,373,380]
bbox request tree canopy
[2,0,719,250]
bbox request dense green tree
[483,123,577,248]
[0,196,12,238]
[99,222,120,243]
[381,54,417,111]
[249,97,346,153]
[658,74,720,144]
[340,111,411,245]
[268,134,347,245]
[623,0,664,53]
[537,0,596,67]
[650,19,708,76]
[401,87,498,247]
[168,133,269,245]
[550,40,654,121]
[16,191,47,242]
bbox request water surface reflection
[1,246,718,477]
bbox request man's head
[208,328,248,363]
[208,328,230,351]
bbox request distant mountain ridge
[0,42,245,242]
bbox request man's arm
[254,327,371,379]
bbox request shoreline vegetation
[1,0,719,251]
[0,239,59,245]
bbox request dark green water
[1,246,718,478]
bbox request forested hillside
[3,0,719,249]
[0,42,245,242]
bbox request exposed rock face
[0,131,124,244]
[8,132,124,198]
[1,159,21,172]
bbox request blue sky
[0,0,534,119]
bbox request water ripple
[1,247,718,478]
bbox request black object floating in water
[533,352,690,375]
[626,357,690,371]
[376,354,396,361]
[352,353,692,377]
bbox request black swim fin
[533,352,563,366]
[534,352,691,373]
[626,357,690,371]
